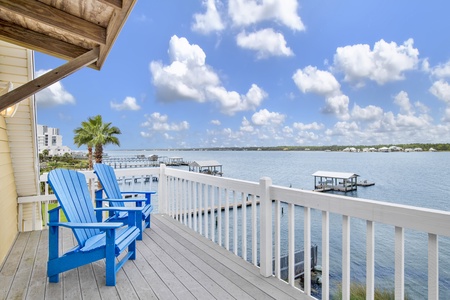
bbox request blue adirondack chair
[47,169,141,286]
[94,163,156,240]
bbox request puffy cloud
[228,0,305,31]
[333,39,419,85]
[150,35,267,114]
[351,104,383,121]
[251,109,285,125]
[322,95,350,120]
[192,0,225,34]
[110,96,141,111]
[293,122,324,131]
[211,119,221,125]
[141,112,189,133]
[292,66,341,97]
[394,91,413,115]
[430,60,450,78]
[236,29,294,59]
[240,117,254,132]
[35,69,75,107]
[429,80,450,103]
[325,121,359,136]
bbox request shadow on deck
[1,214,302,299]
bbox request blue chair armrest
[121,191,156,195]
[48,221,123,229]
[96,198,147,204]
[94,207,144,212]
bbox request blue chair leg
[48,225,60,283]
[105,229,116,286]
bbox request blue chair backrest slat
[94,164,124,207]
[48,169,101,246]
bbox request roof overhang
[0,0,137,111]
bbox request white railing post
[259,177,273,277]
[158,164,167,214]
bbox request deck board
[0,214,306,300]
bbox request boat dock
[313,171,374,192]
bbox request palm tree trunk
[88,146,93,170]
[94,144,103,163]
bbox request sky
[35,0,450,150]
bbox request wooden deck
[0,214,303,300]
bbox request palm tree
[73,119,96,170]
[90,115,121,163]
[73,115,121,169]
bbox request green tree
[74,119,96,170]
[73,115,121,169]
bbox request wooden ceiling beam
[0,47,99,112]
[97,0,136,68]
[0,0,106,45]
[98,0,123,9]
[0,18,96,65]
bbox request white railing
[158,165,450,300]
[18,165,450,300]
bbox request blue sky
[35,0,450,150]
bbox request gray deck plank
[152,216,278,300]
[134,243,178,299]
[26,230,48,300]
[7,231,40,300]
[137,231,196,300]
[155,215,304,299]
[148,219,251,300]
[0,232,29,300]
[0,214,308,300]
[142,229,216,300]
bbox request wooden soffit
[0,0,137,111]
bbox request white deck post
[158,164,167,214]
[259,177,273,277]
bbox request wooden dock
[0,214,302,300]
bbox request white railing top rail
[270,184,450,237]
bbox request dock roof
[312,171,359,179]
[189,160,222,168]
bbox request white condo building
[37,124,71,156]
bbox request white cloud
[351,104,383,121]
[292,66,341,97]
[322,95,350,120]
[236,29,294,59]
[394,91,413,115]
[228,0,305,31]
[192,0,225,34]
[140,112,189,135]
[150,35,267,115]
[251,109,285,125]
[429,80,450,103]
[211,119,221,125]
[292,122,324,131]
[35,69,75,107]
[333,39,419,86]
[110,96,141,111]
[430,60,450,78]
[240,117,254,132]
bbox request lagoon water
[108,150,450,298]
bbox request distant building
[37,124,71,156]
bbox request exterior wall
[0,114,17,264]
[0,40,39,265]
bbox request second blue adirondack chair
[94,163,156,240]
[47,169,142,286]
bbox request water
[109,150,450,298]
